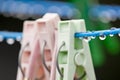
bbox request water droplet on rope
[99,35,106,40]
[91,36,96,39]
[118,33,120,37]
[0,35,4,42]
[83,37,91,42]
[16,36,22,42]
[109,34,114,37]
[6,38,15,45]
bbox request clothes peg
[17,20,46,80]
[36,13,60,80]
[16,13,60,80]
[56,20,96,80]
[41,13,61,80]
[16,20,43,80]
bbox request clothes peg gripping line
[17,13,60,80]
[17,18,50,80]
[56,20,96,80]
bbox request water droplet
[118,33,120,37]
[99,35,106,40]
[109,34,114,37]
[83,37,91,42]
[91,36,96,39]
[6,38,15,45]
[0,35,4,42]
[111,27,116,30]
[16,36,22,42]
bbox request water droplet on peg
[0,35,4,42]
[6,38,15,45]
[83,37,91,42]
[99,35,106,40]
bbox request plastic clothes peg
[37,13,60,80]
[17,20,46,80]
[24,14,60,80]
[56,20,96,80]
[42,13,60,80]
[16,13,60,80]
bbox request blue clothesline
[0,0,78,19]
[0,0,120,20]
[0,31,22,40]
[75,28,120,38]
[0,28,120,40]
[90,5,120,21]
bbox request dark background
[0,0,120,80]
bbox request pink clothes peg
[17,20,47,80]
[35,13,60,80]
[16,21,45,80]
[17,21,46,80]
[42,13,60,80]
[25,14,60,79]
[17,13,60,80]
[37,13,60,80]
